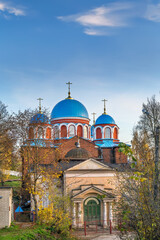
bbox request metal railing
[73,219,119,236]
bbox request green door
[84,198,101,224]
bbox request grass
[0,223,79,240]
[0,223,56,240]
[4,180,21,188]
[8,175,21,180]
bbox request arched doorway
[84,198,101,224]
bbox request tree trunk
[33,194,38,222]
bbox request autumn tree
[21,139,61,221]
[116,96,160,240]
[0,101,16,184]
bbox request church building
[22,83,128,227]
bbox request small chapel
[22,82,128,227]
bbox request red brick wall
[114,148,128,163]
[58,136,99,159]
[102,147,127,164]
[102,148,112,163]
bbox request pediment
[72,185,115,199]
[66,158,113,171]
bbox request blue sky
[0,0,160,143]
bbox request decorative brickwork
[57,136,99,159]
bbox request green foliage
[38,193,72,240]
[0,224,75,240]
[117,142,160,240]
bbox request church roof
[95,114,115,125]
[65,147,90,159]
[51,98,89,119]
[30,113,50,124]
[95,139,119,148]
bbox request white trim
[59,124,68,138]
[84,197,99,205]
[104,126,112,139]
[113,126,119,140]
[51,117,89,121]
[68,124,76,138]
[94,126,103,140]
[77,123,84,137]
[59,123,68,127]
[66,172,115,178]
[83,125,88,139]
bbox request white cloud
[144,3,160,22]
[0,1,25,17]
[58,2,133,36]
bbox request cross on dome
[37,98,43,113]
[102,99,107,115]
[66,81,72,99]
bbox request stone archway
[84,197,101,224]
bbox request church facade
[22,83,127,227]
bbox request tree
[116,96,160,240]
[0,101,16,184]
[21,140,60,221]
[38,178,72,239]
[136,96,160,200]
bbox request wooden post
[96,221,97,233]
[14,204,16,221]
[84,221,87,236]
[110,220,112,234]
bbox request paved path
[91,234,120,240]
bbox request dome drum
[28,125,52,140]
[52,123,91,139]
[93,125,119,141]
[51,117,89,125]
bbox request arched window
[96,128,102,139]
[37,127,43,139]
[113,128,118,139]
[46,127,51,139]
[29,127,34,139]
[54,126,59,139]
[61,125,67,138]
[68,125,75,137]
[83,126,88,138]
[104,127,111,139]
[77,125,83,137]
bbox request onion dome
[30,113,50,124]
[51,98,89,120]
[95,114,115,125]
[65,148,90,159]
[95,99,115,125]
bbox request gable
[66,158,113,171]
[57,136,99,159]
[72,185,115,199]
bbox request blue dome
[95,114,115,125]
[30,113,51,124]
[51,98,89,119]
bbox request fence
[14,205,35,222]
[73,219,119,236]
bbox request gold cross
[66,82,72,99]
[102,99,107,114]
[91,112,96,125]
[37,98,43,113]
